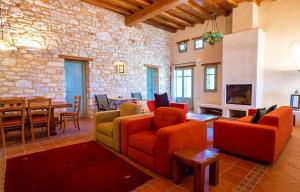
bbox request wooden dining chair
[131,92,142,100]
[0,98,26,147]
[27,98,52,141]
[95,94,117,111]
[59,96,81,133]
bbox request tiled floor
[1,119,300,192]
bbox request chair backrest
[27,98,52,121]
[131,92,142,100]
[0,98,26,125]
[119,102,142,117]
[95,94,110,111]
[73,96,81,114]
[154,107,186,130]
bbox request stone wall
[0,0,173,117]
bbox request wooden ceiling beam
[171,7,205,24]
[124,0,193,27]
[225,0,239,7]
[185,0,211,16]
[160,12,194,27]
[82,0,132,16]
[108,0,140,12]
[144,20,177,33]
[123,0,151,7]
[152,16,185,30]
[125,0,187,26]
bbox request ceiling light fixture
[0,7,16,51]
[202,0,224,46]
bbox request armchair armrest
[156,120,207,177]
[112,114,149,152]
[121,114,154,155]
[170,102,189,113]
[93,110,120,138]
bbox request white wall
[222,28,265,115]
[259,0,300,106]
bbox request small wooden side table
[172,149,220,192]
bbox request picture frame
[117,64,125,75]
[114,61,126,75]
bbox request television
[226,84,252,105]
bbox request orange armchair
[121,107,207,177]
[146,100,189,113]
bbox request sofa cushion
[237,116,253,123]
[266,105,277,114]
[129,131,156,156]
[154,107,186,130]
[98,122,114,137]
[250,108,266,124]
[136,100,150,113]
[154,93,170,108]
[120,102,141,117]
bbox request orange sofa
[121,107,207,177]
[146,100,189,113]
[213,106,293,163]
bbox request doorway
[64,60,86,117]
[175,68,193,110]
[147,67,159,100]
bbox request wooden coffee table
[172,149,220,192]
[187,113,220,123]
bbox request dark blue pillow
[154,93,170,108]
[266,105,277,114]
[250,108,266,124]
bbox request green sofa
[93,102,142,152]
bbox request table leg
[50,108,57,136]
[209,160,219,185]
[194,165,205,192]
[172,158,183,184]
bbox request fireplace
[226,84,252,105]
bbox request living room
[0,0,300,192]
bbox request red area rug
[5,141,152,192]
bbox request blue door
[147,67,158,100]
[65,61,86,117]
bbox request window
[204,66,217,92]
[176,68,193,98]
[194,37,204,50]
[177,41,188,53]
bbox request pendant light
[202,0,224,46]
[0,7,16,51]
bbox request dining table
[48,102,73,135]
[0,98,72,136]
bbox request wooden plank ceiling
[82,0,271,33]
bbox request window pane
[207,67,215,75]
[176,70,182,77]
[207,75,215,90]
[176,76,182,97]
[184,69,192,76]
[195,39,203,49]
[184,76,192,98]
[205,66,216,91]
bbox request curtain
[171,66,177,102]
